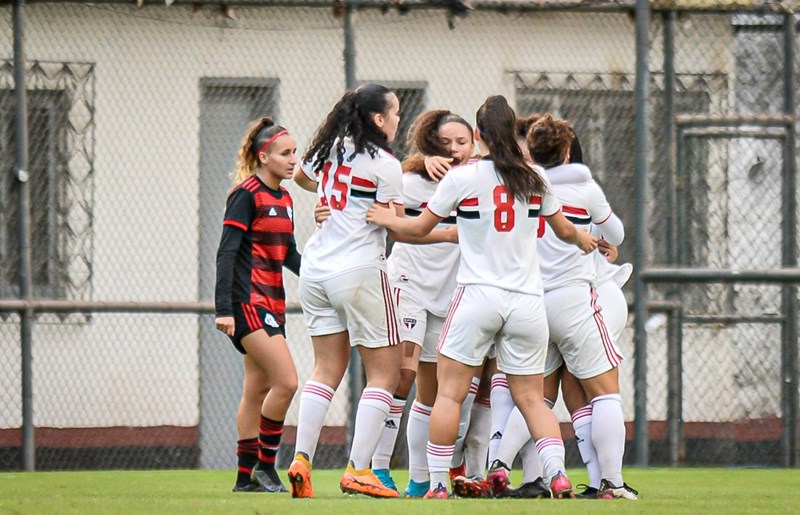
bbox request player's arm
[283,234,301,276]
[367,202,448,241]
[293,165,317,192]
[215,225,244,337]
[544,210,598,254]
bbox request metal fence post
[13,0,35,472]
[781,12,798,468]
[633,0,651,467]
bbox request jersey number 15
[319,163,352,210]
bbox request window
[361,82,426,160]
[0,62,94,301]
[515,71,713,270]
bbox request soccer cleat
[287,453,314,498]
[549,471,575,499]
[423,482,450,499]
[448,462,466,485]
[251,462,289,493]
[486,459,511,497]
[575,483,599,499]
[597,479,639,500]
[232,482,266,493]
[404,479,430,498]
[451,475,490,499]
[372,468,398,492]
[339,463,400,498]
[513,477,552,499]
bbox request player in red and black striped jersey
[214,117,301,494]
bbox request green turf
[1,467,798,514]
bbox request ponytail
[476,95,545,201]
[231,117,288,185]
[303,83,395,175]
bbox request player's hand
[366,202,396,227]
[598,239,618,263]
[215,316,235,336]
[424,155,453,182]
[576,230,599,254]
[314,202,331,227]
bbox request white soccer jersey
[426,159,560,295]
[387,172,460,317]
[538,163,622,291]
[301,138,403,281]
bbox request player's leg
[334,268,401,498]
[500,291,574,499]
[372,292,427,491]
[463,360,492,479]
[241,324,298,493]
[561,367,601,497]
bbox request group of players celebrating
[214,84,638,501]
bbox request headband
[256,129,289,155]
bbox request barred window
[360,82,426,160]
[0,62,94,301]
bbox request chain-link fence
[1,0,798,471]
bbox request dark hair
[515,113,541,141]
[526,114,574,169]
[476,95,546,201]
[232,116,288,184]
[402,109,473,177]
[569,130,583,164]
[303,83,395,174]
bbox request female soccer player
[487,114,637,501]
[371,110,474,497]
[367,95,596,499]
[290,84,453,499]
[214,117,301,494]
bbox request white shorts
[395,288,443,363]
[438,284,549,375]
[543,283,624,379]
[595,280,628,343]
[299,267,400,348]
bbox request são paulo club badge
[402,317,417,330]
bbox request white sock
[591,393,625,486]
[464,399,492,478]
[371,396,406,470]
[519,440,542,483]
[488,373,513,464]
[407,401,432,483]
[572,405,601,488]
[535,437,566,480]
[294,380,335,463]
[451,376,478,469]
[427,442,455,490]
[495,406,530,467]
[348,387,392,470]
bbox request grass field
[2,467,799,514]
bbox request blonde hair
[231,117,287,185]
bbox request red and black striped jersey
[215,175,301,323]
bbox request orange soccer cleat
[339,463,400,498]
[287,453,314,498]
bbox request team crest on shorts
[264,313,279,328]
[402,317,417,330]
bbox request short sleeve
[222,187,255,232]
[375,157,404,205]
[538,170,561,217]
[300,159,317,182]
[426,172,460,218]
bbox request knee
[396,368,417,397]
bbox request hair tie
[256,129,288,155]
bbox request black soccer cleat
[514,477,552,499]
[575,484,599,499]
[252,462,289,493]
[232,482,266,493]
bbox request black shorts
[229,302,286,354]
